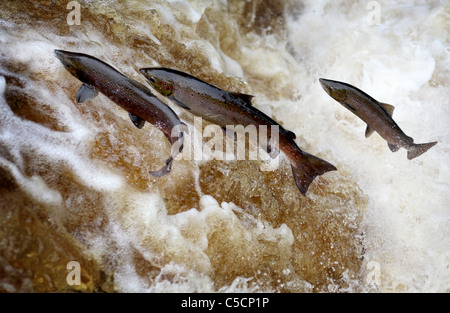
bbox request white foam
[0,157,62,207]
[281,0,450,292]
[147,262,215,292]
[0,71,124,196]
[167,0,203,23]
[218,49,245,79]
[0,76,5,94]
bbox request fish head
[319,78,347,102]
[54,50,88,81]
[140,68,175,97]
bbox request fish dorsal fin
[230,92,254,106]
[76,83,98,103]
[365,124,375,138]
[287,130,296,140]
[379,102,395,117]
[129,113,145,129]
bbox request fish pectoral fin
[172,98,191,110]
[379,102,395,117]
[342,102,357,112]
[162,131,172,143]
[230,92,255,106]
[365,124,375,138]
[388,142,400,152]
[76,83,98,103]
[129,113,146,129]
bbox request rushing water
[0,0,448,292]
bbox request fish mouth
[139,68,156,75]
[139,69,155,81]
[53,49,79,61]
[319,78,332,94]
[53,49,64,59]
[53,49,71,64]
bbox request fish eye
[148,77,156,83]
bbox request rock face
[1,0,400,292]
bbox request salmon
[140,67,337,195]
[54,50,185,176]
[319,78,437,159]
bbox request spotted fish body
[140,67,337,196]
[54,50,184,176]
[319,78,437,160]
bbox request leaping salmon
[140,67,337,196]
[54,50,185,176]
[319,78,437,160]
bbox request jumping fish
[140,67,337,196]
[319,78,437,159]
[54,50,185,176]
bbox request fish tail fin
[291,153,337,196]
[149,156,173,177]
[407,141,437,160]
